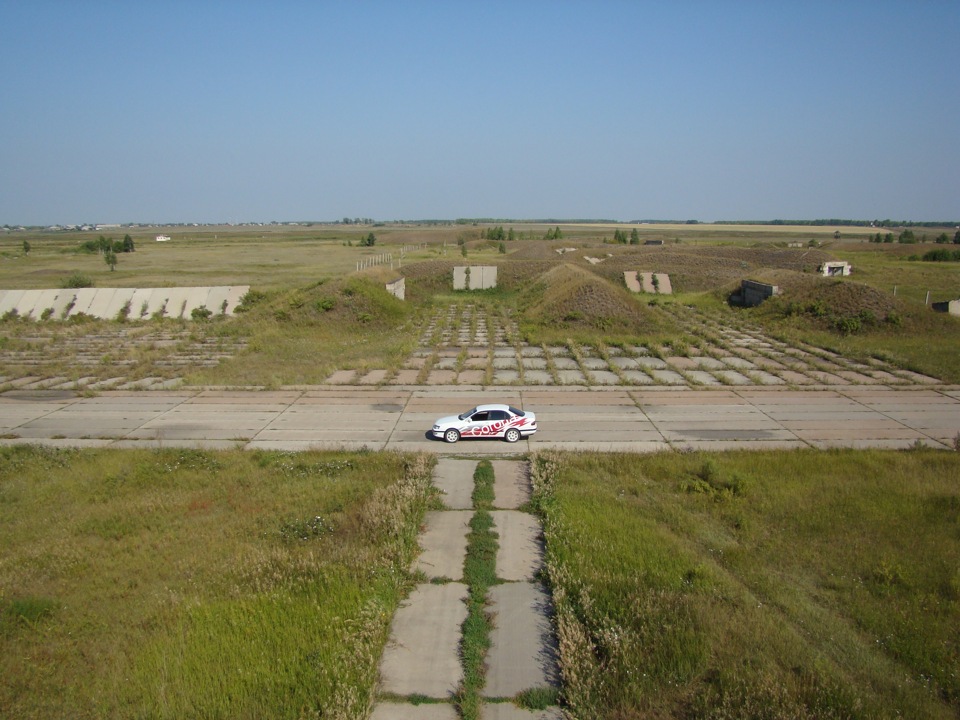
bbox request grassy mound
[191,277,416,385]
[591,246,835,292]
[237,276,408,329]
[518,263,663,337]
[750,274,904,334]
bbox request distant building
[156,235,171,242]
[644,239,664,246]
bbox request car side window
[471,411,489,422]
[489,410,508,421]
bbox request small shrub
[191,305,213,321]
[235,289,267,312]
[316,297,336,312]
[61,273,94,289]
[833,316,861,335]
[116,301,131,322]
[40,307,54,321]
[2,308,20,322]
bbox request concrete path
[373,459,560,718]
[379,582,470,698]
[2,386,957,452]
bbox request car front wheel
[444,428,461,443]
[504,428,521,443]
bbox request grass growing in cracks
[456,459,498,720]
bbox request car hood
[433,414,461,427]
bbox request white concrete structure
[0,286,250,321]
[386,277,405,301]
[819,261,852,277]
[453,266,497,290]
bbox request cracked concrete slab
[491,511,542,582]
[482,582,558,698]
[379,582,469,699]
[414,511,471,581]
[433,458,476,509]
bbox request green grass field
[531,449,960,719]
[0,446,434,719]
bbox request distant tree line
[480,226,514,241]
[870,230,960,244]
[922,248,960,262]
[716,219,960,228]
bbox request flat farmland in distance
[0,224,456,290]
[1,221,890,293]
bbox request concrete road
[1,385,958,452]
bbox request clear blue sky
[2,1,958,225]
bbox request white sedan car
[432,404,538,444]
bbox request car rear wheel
[444,428,461,443]
[504,428,521,443]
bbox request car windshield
[458,407,478,420]
[508,406,525,417]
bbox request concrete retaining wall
[625,271,673,294]
[740,280,779,307]
[386,278,405,300]
[453,266,498,290]
[0,286,250,321]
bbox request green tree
[22,239,30,255]
[104,249,117,271]
[361,232,376,247]
[98,235,111,254]
[954,230,960,245]
[553,226,563,239]
[122,234,135,252]
[898,230,916,244]
[507,227,515,242]
[630,228,640,245]
[498,242,506,254]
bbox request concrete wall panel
[0,290,25,316]
[85,288,118,318]
[453,266,468,290]
[51,290,78,319]
[26,289,60,319]
[655,273,673,294]
[69,288,100,316]
[204,286,231,315]
[103,288,137,319]
[222,286,249,315]
[129,288,154,318]
[161,288,193,318]
[14,289,45,318]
